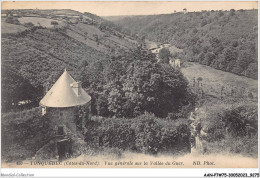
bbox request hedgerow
[85,113,190,154]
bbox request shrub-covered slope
[1,9,137,112]
[1,107,53,162]
[2,27,109,111]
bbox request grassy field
[181,61,258,158]
[2,17,65,34]
[66,29,107,52]
[168,45,183,54]
[1,19,27,34]
[181,62,258,100]
[146,40,159,49]
[145,40,257,101]
[18,17,66,28]
[70,23,105,37]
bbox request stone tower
[40,69,91,135]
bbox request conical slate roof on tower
[40,69,91,108]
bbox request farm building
[40,69,91,135]
[169,58,181,68]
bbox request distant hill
[102,15,137,21]
[111,10,258,79]
[1,9,137,112]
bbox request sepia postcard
[1,1,259,176]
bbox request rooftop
[40,69,91,108]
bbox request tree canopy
[114,10,258,79]
[159,48,171,64]
[51,21,59,27]
[83,47,195,118]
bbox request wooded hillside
[1,9,137,112]
[112,9,258,79]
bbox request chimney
[71,81,82,96]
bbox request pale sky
[1,1,258,16]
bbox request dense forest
[112,9,258,79]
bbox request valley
[146,40,257,102]
[111,9,258,79]
[1,7,258,168]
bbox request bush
[5,17,20,25]
[158,48,171,63]
[2,107,54,162]
[104,61,195,118]
[96,94,111,117]
[134,115,162,154]
[196,103,258,156]
[200,19,207,27]
[24,22,34,28]
[244,63,258,79]
[205,135,257,157]
[51,21,59,27]
[97,118,135,150]
[87,114,190,155]
[229,9,236,16]
[224,104,258,137]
